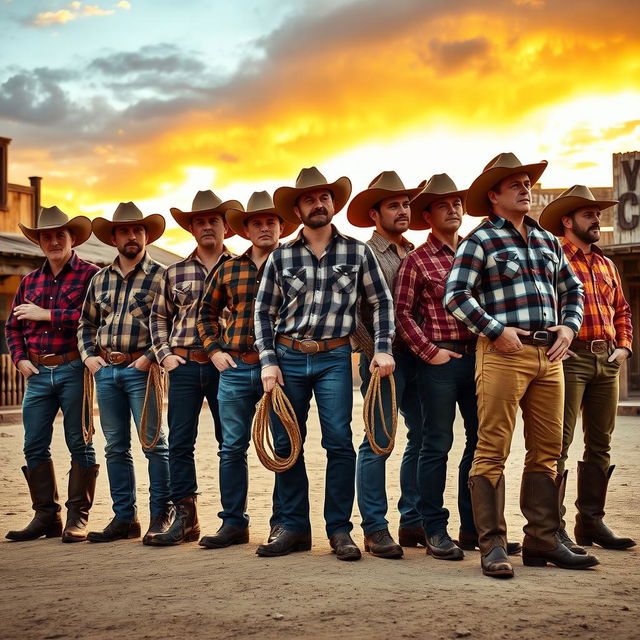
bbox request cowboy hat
[346,171,425,228]
[19,205,92,247]
[273,167,352,224]
[539,185,617,236]
[466,152,548,217]
[226,191,299,240]
[92,201,165,245]
[409,174,468,230]
[170,190,243,239]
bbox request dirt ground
[1,394,638,640]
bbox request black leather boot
[199,524,249,549]
[87,517,141,542]
[62,463,99,543]
[457,529,522,555]
[364,529,403,558]
[146,495,198,546]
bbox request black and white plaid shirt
[254,226,395,367]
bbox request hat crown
[191,190,224,212]
[366,171,409,191]
[246,191,275,212]
[483,152,526,173]
[294,167,331,190]
[420,173,460,196]
[38,205,70,227]
[112,201,145,223]
[557,184,597,202]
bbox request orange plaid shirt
[560,238,633,352]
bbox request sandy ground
[1,394,638,640]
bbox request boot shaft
[23,461,61,516]
[468,474,507,554]
[520,471,560,551]
[576,461,611,521]
[65,462,100,518]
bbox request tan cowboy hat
[92,201,165,245]
[409,174,468,230]
[19,205,92,247]
[170,190,243,239]
[539,185,618,236]
[466,152,548,217]
[273,166,352,224]
[346,171,425,228]
[226,191,300,240]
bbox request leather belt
[98,347,146,364]
[276,335,351,354]
[226,350,260,365]
[571,339,612,354]
[432,340,477,356]
[29,350,80,366]
[518,331,555,347]
[172,347,210,364]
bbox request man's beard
[574,224,600,245]
[302,206,332,229]
[119,242,143,258]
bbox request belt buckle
[532,330,550,346]
[299,340,320,354]
[590,340,607,354]
[108,351,127,364]
[40,353,58,366]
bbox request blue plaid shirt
[254,226,395,367]
[444,214,584,340]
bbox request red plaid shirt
[5,252,99,365]
[561,238,633,351]
[395,233,473,362]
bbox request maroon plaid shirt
[395,233,473,362]
[6,251,99,365]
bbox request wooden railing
[1,354,24,407]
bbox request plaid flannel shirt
[254,226,395,367]
[560,238,633,352]
[444,214,584,339]
[150,248,231,362]
[395,234,474,362]
[5,252,99,366]
[78,251,164,362]
[197,248,267,354]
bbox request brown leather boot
[521,472,599,569]
[556,469,586,555]
[6,461,62,541]
[468,474,513,579]
[62,463,100,543]
[146,495,200,546]
[575,462,636,550]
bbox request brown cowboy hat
[170,190,243,239]
[273,166,352,224]
[19,205,92,247]
[226,191,300,240]
[92,201,165,245]
[539,185,618,236]
[346,171,425,228]
[466,152,548,217]
[409,174,468,230]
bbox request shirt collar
[488,213,542,231]
[40,250,79,275]
[424,233,452,255]
[110,250,154,276]
[291,224,346,247]
[368,230,414,254]
[184,246,232,267]
[560,236,604,259]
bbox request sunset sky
[2,0,639,256]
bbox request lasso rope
[252,383,302,472]
[82,368,95,445]
[363,368,397,455]
[139,362,165,450]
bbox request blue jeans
[272,343,355,537]
[94,364,170,521]
[22,359,95,468]
[356,350,422,534]
[167,360,221,502]
[416,354,479,536]
[217,358,280,529]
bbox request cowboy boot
[521,472,599,569]
[457,529,522,555]
[62,463,99,543]
[575,462,636,550]
[6,461,62,541]
[146,495,200,546]
[556,469,586,554]
[468,474,513,579]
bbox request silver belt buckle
[299,340,320,354]
[590,340,607,354]
[532,330,550,346]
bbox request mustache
[310,206,328,215]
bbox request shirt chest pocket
[282,267,308,296]
[61,284,84,308]
[596,272,617,304]
[172,282,194,307]
[331,264,358,294]
[540,248,559,279]
[494,250,521,281]
[128,291,154,320]
[96,291,113,315]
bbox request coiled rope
[363,368,397,455]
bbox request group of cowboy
[5,151,635,580]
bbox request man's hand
[13,300,51,323]
[547,325,575,362]
[493,327,530,353]
[428,348,462,366]
[85,355,108,375]
[370,352,395,377]
[608,348,630,366]
[129,354,152,371]
[17,359,39,378]
[161,354,186,372]
[211,351,237,373]
[261,365,284,393]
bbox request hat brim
[226,208,299,240]
[18,216,93,247]
[466,162,548,217]
[408,189,468,230]
[170,200,242,239]
[273,176,352,224]
[346,185,424,228]
[539,196,618,236]
[92,213,166,245]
